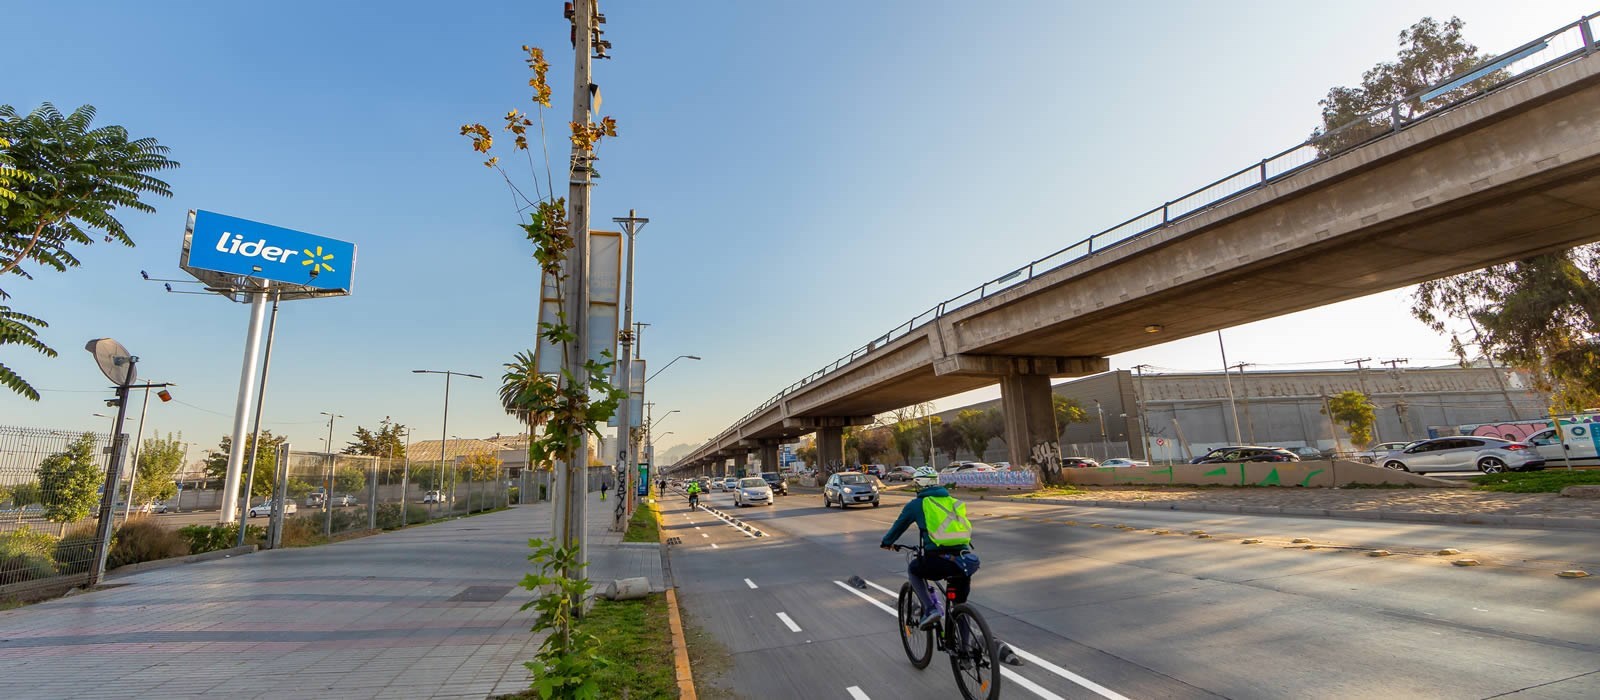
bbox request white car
[1378,437,1545,474]
[1100,458,1150,468]
[422,491,444,503]
[733,477,773,507]
[1354,441,1413,464]
[940,462,996,474]
[721,477,739,491]
[247,499,297,518]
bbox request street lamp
[413,369,482,509]
[646,355,701,383]
[650,409,680,431]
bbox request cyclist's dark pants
[909,552,970,611]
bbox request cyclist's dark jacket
[881,485,966,553]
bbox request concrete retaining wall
[1060,460,1461,488]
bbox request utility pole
[1229,363,1256,444]
[556,0,601,580]
[1464,318,1523,419]
[1132,365,1153,462]
[1344,357,1382,442]
[612,210,648,522]
[1216,331,1243,444]
[1092,399,1109,460]
[1381,358,1413,439]
[320,411,341,536]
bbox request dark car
[1283,446,1332,461]
[1190,446,1299,464]
[1062,457,1100,469]
[761,471,788,496]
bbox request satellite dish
[84,338,137,386]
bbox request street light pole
[613,209,648,522]
[320,411,341,535]
[413,369,483,512]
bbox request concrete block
[605,577,651,601]
[1559,485,1600,498]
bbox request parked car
[1191,446,1299,464]
[148,500,169,514]
[822,472,881,508]
[734,477,774,507]
[991,462,1012,470]
[884,466,918,482]
[304,491,327,507]
[1354,441,1415,464]
[1061,457,1100,469]
[1378,436,1544,474]
[939,462,997,474]
[1099,458,1149,468]
[1282,446,1333,461]
[330,494,357,507]
[422,490,444,504]
[760,472,788,495]
[247,499,297,518]
[861,464,888,479]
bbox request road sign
[182,210,356,294]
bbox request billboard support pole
[238,288,281,546]
[220,286,268,523]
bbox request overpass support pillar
[759,441,779,473]
[733,452,748,478]
[818,426,844,477]
[1000,374,1065,484]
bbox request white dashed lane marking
[776,612,802,632]
[745,578,758,589]
[846,686,871,700]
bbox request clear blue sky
[5,1,1595,462]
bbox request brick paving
[0,491,662,700]
[1020,485,1600,519]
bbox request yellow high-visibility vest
[922,495,972,547]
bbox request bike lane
[661,489,1199,699]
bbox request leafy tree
[37,433,102,522]
[0,103,178,400]
[1311,17,1502,154]
[332,467,366,494]
[933,423,963,463]
[795,442,817,468]
[1416,248,1600,412]
[1324,391,1377,448]
[133,432,183,504]
[203,432,288,497]
[844,427,891,466]
[1053,395,1088,433]
[462,452,503,481]
[410,463,456,491]
[344,423,408,458]
[500,349,554,472]
[954,409,1002,458]
[9,480,40,507]
[912,415,943,465]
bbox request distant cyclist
[686,480,703,508]
[880,466,977,630]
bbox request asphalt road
[663,487,1600,700]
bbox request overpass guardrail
[684,13,1600,464]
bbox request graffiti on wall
[940,470,1038,489]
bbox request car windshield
[838,474,872,485]
[739,478,765,488]
[761,473,779,480]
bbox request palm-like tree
[500,350,554,469]
[0,103,179,399]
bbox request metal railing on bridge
[692,12,1600,458]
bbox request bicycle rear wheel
[948,604,1001,700]
[896,582,933,669]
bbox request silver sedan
[1378,437,1544,474]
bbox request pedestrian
[600,480,609,500]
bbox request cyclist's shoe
[997,641,1024,666]
[917,611,942,630]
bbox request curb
[651,498,697,699]
[1002,496,1600,531]
[106,545,258,579]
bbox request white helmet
[912,466,940,489]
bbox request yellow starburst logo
[301,246,336,274]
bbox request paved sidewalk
[0,492,661,700]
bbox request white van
[1525,422,1600,467]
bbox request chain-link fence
[261,453,514,544]
[0,426,120,596]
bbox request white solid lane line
[846,686,871,700]
[701,533,709,538]
[840,579,1129,700]
[744,578,758,589]
[711,543,720,549]
[777,612,802,632]
[863,579,897,598]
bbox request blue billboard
[183,210,356,293]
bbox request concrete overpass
[671,19,1600,479]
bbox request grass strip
[624,499,660,542]
[1472,469,1600,493]
[497,594,678,699]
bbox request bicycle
[890,543,1001,700]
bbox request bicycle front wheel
[896,582,933,669]
[948,604,1001,700]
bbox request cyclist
[880,466,977,630]
[686,479,703,508]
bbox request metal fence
[690,12,1600,459]
[262,453,515,543]
[0,426,120,595]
